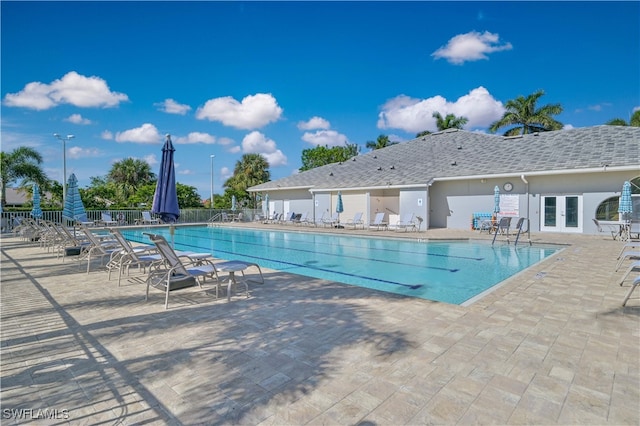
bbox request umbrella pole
[170,224,175,249]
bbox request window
[595,176,640,221]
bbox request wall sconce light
[481,178,487,184]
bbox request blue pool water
[120,226,561,305]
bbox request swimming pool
[120,226,561,305]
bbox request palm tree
[107,158,156,205]
[606,110,640,127]
[416,130,431,138]
[489,90,563,136]
[0,147,47,207]
[432,112,468,131]
[365,134,397,150]
[224,154,270,208]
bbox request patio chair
[491,217,512,245]
[395,213,416,232]
[77,224,121,273]
[618,261,640,287]
[100,212,118,226]
[294,212,309,225]
[107,228,162,286]
[322,212,339,228]
[144,233,264,308]
[344,212,364,229]
[139,211,160,225]
[593,218,618,240]
[368,212,387,231]
[622,276,640,307]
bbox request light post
[54,133,75,206]
[210,154,215,210]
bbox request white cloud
[3,71,128,110]
[67,146,102,159]
[175,132,216,144]
[221,166,232,182]
[241,131,287,167]
[217,136,235,146]
[432,31,512,65]
[301,129,349,147]
[178,169,195,175]
[143,154,158,166]
[115,123,162,144]
[297,116,330,130]
[65,113,92,125]
[101,130,113,140]
[195,93,283,129]
[228,145,242,154]
[377,86,504,133]
[155,98,191,115]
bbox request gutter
[433,165,638,182]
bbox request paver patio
[1,226,638,425]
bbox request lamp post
[210,154,215,210]
[54,133,75,206]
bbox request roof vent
[457,145,463,150]
[352,157,356,161]
[451,161,457,166]
[390,165,395,170]
[373,155,377,159]
[329,172,334,176]
[377,166,382,171]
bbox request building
[248,126,639,235]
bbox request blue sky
[2,1,638,199]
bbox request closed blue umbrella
[619,181,632,220]
[336,191,344,226]
[31,183,43,219]
[62,173,87,223]
[263,193,269,218]
[152,134,180,223]
[493,186,501,215]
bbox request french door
[540,195,583,233]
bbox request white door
[540,195,583,233]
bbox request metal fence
[0,208,262,234]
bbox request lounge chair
[144,233,264,308]
[615,249,640,272]
[322,212,339,228]
[618,261,640,287]
[622,276,640,307]
[368,212,387,231]
[294,212,309,225]
[344,212,364,229]
[491,217,512,245]
[107,228,162,286]
[77,224,121,273]
[100,212,118,227]
[137,211,160,225]
[593,218,618,240]
[396,213,417,232]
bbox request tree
[0,147,48,207]
[416,130,431,138]
[107,158,156,206]
[606,110,640,127]
[223,154,270,208]
[432,112,468,131]
[365,134,397,151]
[176,183,203,208]
[489,90,563,136]
[299,143,359,172]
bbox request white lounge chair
[77,224,121,274]
[622,276,640,307]
[144,233,263,308]
[368,212,387,231]
[396,214,416,232]
[593,218,618,240]
[100,212,118,226]
[322,212,339,228]
[138,211,160,225]
[344,212,364,229]
[107,228,161,286]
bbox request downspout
[520,174,531,244]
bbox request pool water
[121,226,561,305]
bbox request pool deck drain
[1,226,639,425]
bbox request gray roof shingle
[250,126,640,192]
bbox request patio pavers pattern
[1,228,639,425]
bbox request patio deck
[1,226,638,425]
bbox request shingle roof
[249,125,640,192]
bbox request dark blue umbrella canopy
[152,134,180,223]
[62,173,87,222]
[31,183,43,219]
